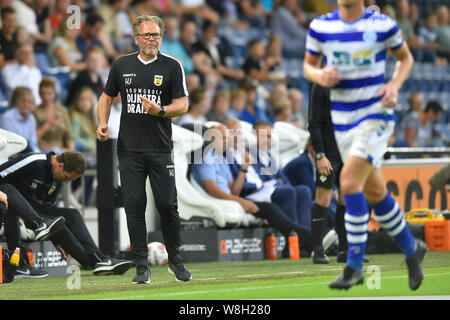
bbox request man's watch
[316,152,325,160]
[158,106,166,117]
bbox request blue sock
[373,193,416,259]
[343,192,369,272]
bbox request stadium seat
[0,129,37,240]
[0,128,27,165]
[171,124,260,228]
[272,121,310,170]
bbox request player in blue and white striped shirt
[304,0,427,290]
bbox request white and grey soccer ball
[147,242,169,266]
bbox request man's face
[256,125,272,151]
[135,20,163,58]
[17,45,33,64]
[225,122,242,150]
[52,165,80,183]
[17,93,35,117]
[2,13,17,33]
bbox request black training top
[103,51,188,152]
[307,83,341,162]
[0,152,59,211]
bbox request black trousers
[253,201,313,253]
[118,150,181,267]
[35,205,103,268]
[0,184,43,250]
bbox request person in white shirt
[1,43,42,105]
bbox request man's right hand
[240,199,259,214]
[317,67,340,87]
[96,124,110,142]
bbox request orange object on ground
[424,220,450,251]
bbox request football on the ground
[147,242,169,266]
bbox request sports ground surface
[1,251,449,300]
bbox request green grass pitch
[1,251,449,300]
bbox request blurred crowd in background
[0,0,448,171]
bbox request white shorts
[334,120,394,168]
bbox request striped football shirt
[305,8,404,132]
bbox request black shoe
[329,265,364,290]
[93,257,132,276]
[15,265,48,279]
[168,257,192,282]
[312,246,330,264]
[34,216,65,241]
[337,250,347,263]
[406,240,428,291]
[336,251,369,263]
[132,266,151,284]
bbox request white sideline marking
[99,271,450,300]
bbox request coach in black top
[308,83,348,264]
[96,15,191,284]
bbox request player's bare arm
[303,52,340,87]
[96,92,114,141]
[140,95,188,118]
[378,42,414,108]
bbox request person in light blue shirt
[0,87,40,152]
[159,15,194,75]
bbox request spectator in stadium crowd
[227,88,247,119]
[272,97,292,123]
[159,15,194,75]
[11,0,39,39]
[69,87,98,156]
[206,90,230,123]
[397,98,444,149]
[242,38,282,86]
[0,151,132,275]
[174,0,220,25]
[270,0,307,58]
[0,87,40,152]
[66,46,106,106]
[75,13,107,59]
[288,88,307,129]
[282,137,316,200]
[179,18,216,84]
[96,0,129,58]
[1,43,42,105]
[395,0,420,58]
[303,0,337,16]
[251,120,313,228]
[238,80,271,124]
[31,0,53,56]
[416,11,439,63]
[191,124,314,256]
[236,0,270,28]
[264,35,287,85]
[176,87,211,126]
[266,82,288,120]
[49,0,70,31]
[408,2,421,33]
[49,16,86,73]
[193,19,245,87]
[436,5,450,62]
[34,77,74,153]
[69,86,97,205]
[0,7,22,68]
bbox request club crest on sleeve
[154,75,163,86]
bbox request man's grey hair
[132,15,165,38]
